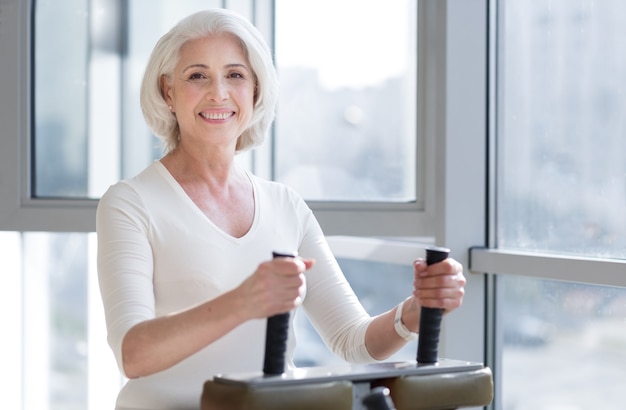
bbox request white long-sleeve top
[96,161,375,410]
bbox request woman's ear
[160,74,173,106]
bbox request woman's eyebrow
[182,63,209,73]
[182,63,250,72]
[226,63,249,70]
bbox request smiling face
[162,34,256,153]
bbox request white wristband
[394,300,418,341]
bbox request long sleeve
[294,196,376,364]
[97,182,155,375]
[96,161,377,409]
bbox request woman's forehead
[179,34,246,61]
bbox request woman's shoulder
[104,161,164,192]
[249,173,304,202]
[99,161,165,205]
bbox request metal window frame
[0,0,495,407]
[0,0,441,237]
[475,1,626,409]
[0,1,96,232]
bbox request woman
[97,8,466,410]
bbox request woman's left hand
[412,257,466,313]
[365,257,466,359]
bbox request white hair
[140,9,278,153]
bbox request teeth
[200,112,232,120]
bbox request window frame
[468,1,626,408]
[470,248,626,289]
[0,1,97,232]
[0,0,499,407]
[276,0,439,237]
[4,1,624,409]
[1,0,490,395]
[0,0,444,237]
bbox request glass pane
[35,1,416,202]
[497,0,626,259]
[122,0,225,179]
[501,275,626,409]
[22,232,121,410]
[0,233,22,409]
[294,258,415,366]
[33,0,233,199]
[274,0,417,202]
[34,0,89,197]
[497,1,626,408]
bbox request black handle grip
[263,251,298,375]
[362,386,396,410]
[416,246,450,364]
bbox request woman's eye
[188,72,206,81]
[229,72,244,80]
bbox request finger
[270,258,304,276]
[414,287,465,311]
[426,258,459,274]
[417,258,459,277]
[413,258,427,274]
[414,271,466,290]
[273,274,306,310]
[414,284,465,300]
[418,296,464,312]
[293,257,315,273]
[301,257,315,270]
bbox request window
[9,0,426,236]
[274,0,418,203]
[470,1,626,408]
[33,1,90,198]
[294,236,432,367]
[497,0,626,259]
[0,231,122,410]
[1,1,444,409]
[33,0,233,200]
[27,0,423,236]
[499,275,626,409]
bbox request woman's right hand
[238,256,314,319]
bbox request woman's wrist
[393,297,419,341]
[401,297,420,332]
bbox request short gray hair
[140,9,278,153]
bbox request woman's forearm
[121,288,247,378]
[364,297,420,360]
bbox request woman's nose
[205,79,228,101]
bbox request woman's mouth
[199,111,234,120]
